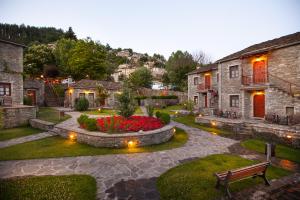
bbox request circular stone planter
[53,123,175,148]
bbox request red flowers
[96,116,163,133]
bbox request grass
[173,115,233,136]
[134,106,143,114]
[37,107,71,124]
[0,128,188,161]
[157,154,291,200]
[0,126,42,141]
[155,105,185,115]
[241,139,300,163]
[0,175,96,200]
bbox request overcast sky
[1,0,299,61]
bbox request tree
[165,50,197,91]
[68,39,109,80]
[24,44,55,77]
[192,50,212,66]
[54,38,77,76]
[128,67,153,89]
[95,84,109,107]
[117,86,136,118]
[64,27,77,40]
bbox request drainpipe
[218,61,222,111]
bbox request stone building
[24,79,45,106]
[187,64,218,115]
[0,39,36,128]
[65,79,122,109]
[188,32,300,119]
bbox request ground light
[127,140,136,148]
[211,121,217,126]
[69,132,77,141]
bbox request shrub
[146,105,154,117]
[77,114,89,126]
[158,112,171,124]
[117,86,136,118]
[182,100,194,112]
[85,118,97,131]
[75,98,89,111]
[151,95,178,99]
[23,96,32,105]
[53,84,65,97]
[155,111,161,118]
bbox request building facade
[188,32,300,119]
[65,79,122,109]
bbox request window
[194,77,199,85]
[193,96,199,105]
[229,65,239,78]
[230,95,239,107]
[0,83,11,96]
[79,93,85,98]
[286,107,294,116]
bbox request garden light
[173,128,176,134]
[211,121,216,126]
[199,114,203,117]
[127,140,135,148]
[98,108,101,112]
[69,132,77,141]
[287,135,292,139]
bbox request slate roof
[24,79,43,89]
[0,39,27,48]
[71,79,121,91]
[187,64,218,75]
[217,32,300,63]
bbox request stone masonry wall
[218,59,243,116]
[24,79,45,106]
[266,87,300,115]
[0,42,24,105]
[3,106,36,128]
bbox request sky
[0,0,299,61]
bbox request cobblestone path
[0,120,236,199]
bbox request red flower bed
[96,116,164,133]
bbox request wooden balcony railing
[242,72,267,85]
[197,83,211,91]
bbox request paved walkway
[0,120,236,199]
[0,132,53,149]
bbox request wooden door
[253,94,265,118]
[205,75,211,89]
[27,90,36,105]
[253,61,266,84]
[88,93,94,108]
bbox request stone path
[0,132,53,149]
[0,120,237,199]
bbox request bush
[146,105,154,117]
[75,98,89,111]
[182,100,194,112]
[155,111,161,118]
[85,118,97,131]
[23,96,32,105]
[53,84,65,97]
[117,86,136,118]
[77,114,89,125]
[157,112,170,124]
[151,95,178,99]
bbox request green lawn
[37,107,71,124]
[0,128,188,161]
[157,154,291,200]
[0,175,96,200]
[241,139,300,163]
[0,126,42,141]
[155,105,185,115]
[134,106,143,115]
[173,115,233,136]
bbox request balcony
[197,83,211,92]
[241,73,269,90]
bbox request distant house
[65,79,122,108]
[24,79,45,106]
[188,32,300,119]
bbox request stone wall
[2,106,36,128]
[137,88,188,103]
[140,98,179,107]
[29,118,54,131]
[218,59,243,115]
[53,124,175,148]
[0,42,24,105]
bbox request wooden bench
[214,162,270,198]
